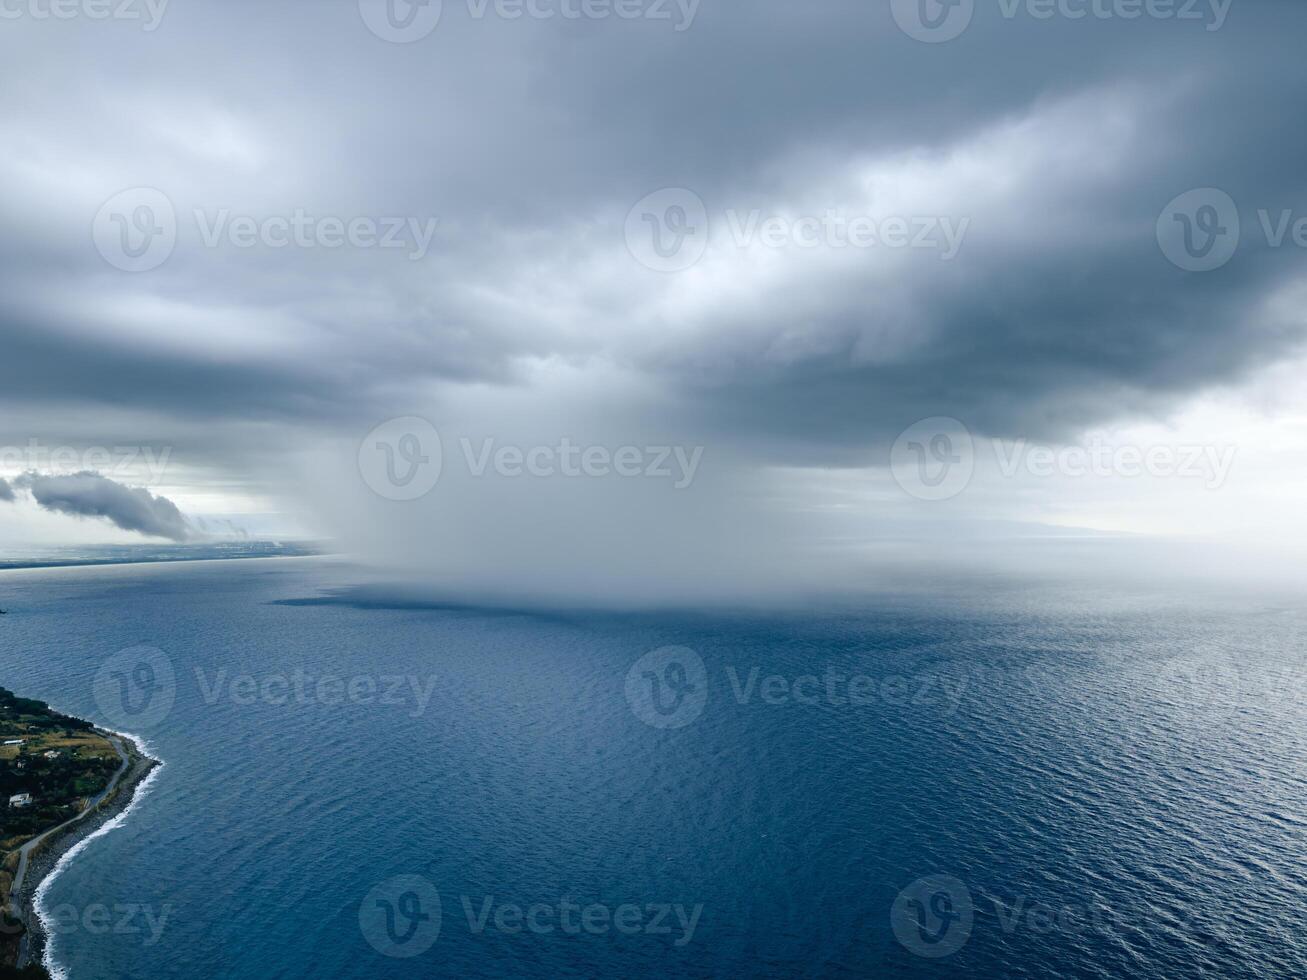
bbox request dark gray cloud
[0,478,13,503]
[10,472,192,542]
[0,2,1304,469]
[0,1,1304,592]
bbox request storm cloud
[9,472,192,542]
[1,2,1305,597]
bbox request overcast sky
[1,0,1304,599]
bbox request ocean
[1,557,1305,978]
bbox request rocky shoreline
[11,733,160,975]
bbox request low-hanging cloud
[8,472,192,542]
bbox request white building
[8,793,32,808]
[2,739,23,746]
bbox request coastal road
[10,734,131,968]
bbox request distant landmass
[0,541,325,572]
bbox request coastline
[10,730,161,978]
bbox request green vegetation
[0,689,117,850]
[0,692,91,733]
[1,688,117,973]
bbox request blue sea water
[2,557,1306,978]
